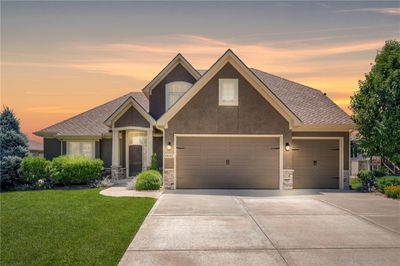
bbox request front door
[129,145,142,176]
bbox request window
[166,81,192,110]
[219,79,238,106]
[66,141,95,158]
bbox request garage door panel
[176,136,280,189]
[293,139,339,189]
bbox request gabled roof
[156,49,302,128]
[142,53,201,96]
[34,92,148,138]
[104,96,155,127]
[251,68,353,126]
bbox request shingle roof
[35,63,353,138]
[251,68,353,125]
[35,92,148,137]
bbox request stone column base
[111,166,125,180]
[283,169,294,190]
[343,170,350,190]
[163,169,174,189]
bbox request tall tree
[0,106,29,188]
[350,40,400,164]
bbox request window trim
[66,141,95,159]
[165,81,192,111]
[219,78,239,106]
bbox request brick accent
[343,170,350,190]
[163,169,174,189]
[283,169,294,190]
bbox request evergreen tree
[0,106,29,188]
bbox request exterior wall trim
[292,125,355,132]
[173,134,284,190]
[292,136,344,190]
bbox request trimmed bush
[377,176,400,193]
[372,166,387,178]
[50,156,103,185]
[150,153,158,171]
[0,156,22,188]
[384,185,400,199]
[18,156,50,185]
[135,170,162,191]
[357,169,375,192]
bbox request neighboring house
[28,140,44,157]
[35,50,354,190]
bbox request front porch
[111,127,154,179]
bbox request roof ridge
[251,68,323,94]
[35,91,142,134]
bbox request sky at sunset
[1,1,399,142]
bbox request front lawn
[0,189,155,266]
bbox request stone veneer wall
[283,169,294,190]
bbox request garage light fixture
[167,142,172,151]
[285,142,291,151]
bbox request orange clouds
[2,35,383,142]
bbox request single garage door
[176,136,280,189]
[292,139,339,189]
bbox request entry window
[219,79,238,106]
[166,81,192,111]
[66,141,95,159]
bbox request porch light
[285,142,291,151]
[167,142,172,151]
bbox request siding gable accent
[157,49,302,129]
[142,54,201,97]
[104,96,155,128]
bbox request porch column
[111,129,120,179]
[147,128,153,168]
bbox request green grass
[351,177,362,190]
[0,189,155,266]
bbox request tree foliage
[350,40,400,164]
[0,106,29,188]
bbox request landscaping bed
[0,189,155,266]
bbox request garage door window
[66,141,95,159]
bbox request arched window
[165,81,192,110]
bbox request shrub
[357,169,375,192]
[372,166,387,178]
[0,156,22,188]
[376,176,400,192]
[18,156,51,186]
[384,185,400,199]
[150,153,158,171]
[135,170,162,191]
[50,156,103,185]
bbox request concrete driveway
[119,190,400,266]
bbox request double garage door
[176,136,280,189]
[175,136,340,189]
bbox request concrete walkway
[100,186,162,198]
[119,190,400,266]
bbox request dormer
[142,54,201,120]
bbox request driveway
[119,190,400,266]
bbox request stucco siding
[114,106,150,128]
[150,63,197,120]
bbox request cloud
[338,7,400,15]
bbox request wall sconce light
[167,142,172,151]
[285,142,291,151]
